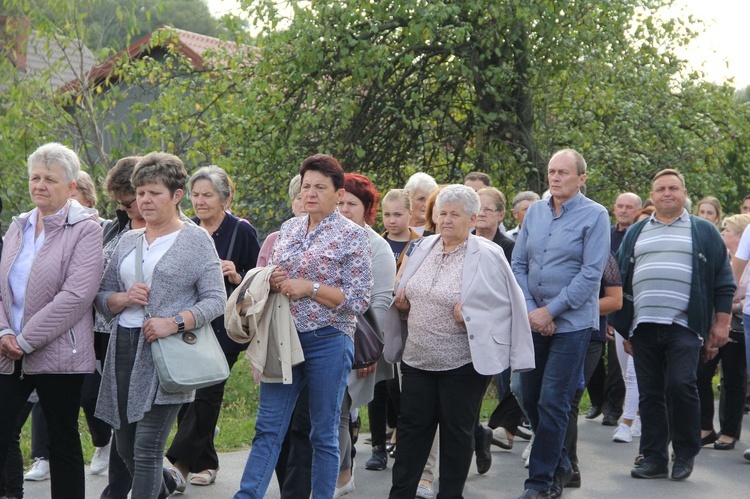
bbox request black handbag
[353,307,385,369]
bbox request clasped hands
[529,307,556,336]
[0,335,24,360]
[270,268,312,301]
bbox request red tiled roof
[60,26,241,93]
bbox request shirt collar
[545,190,583,214]
[650,208,690,224]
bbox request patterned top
[270,210,372,339]
[594,252,623,341]
[94,220,131,334]
[402,239,471,371]
[632,210,693,333]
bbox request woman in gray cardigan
[94,153,226,499]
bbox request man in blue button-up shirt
[512,149,610,499]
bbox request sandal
[168,466,187,493]
[350,416,361,445]
[189,468,218,486]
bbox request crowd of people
[0,143,747,499]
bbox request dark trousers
[368,366,401,448]
[631,323,702,466]
[0,361,85,499]
[277,386,312,499]
[80,371,112,447]
[586,339,625,418]
[389,362,488,499]
[488,368,524,432]
[696,331,746,439]
[0,401,33,499]
[166,351,240,472]
[564,341,605,468]
[30,403,49,459]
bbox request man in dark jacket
[612,169,735,482]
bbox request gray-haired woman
[386,184,534,498]
[165,165,260,488]
[94,153,226,499]
[0,143,104,499]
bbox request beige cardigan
[225,265,304,384]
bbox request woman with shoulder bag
[94,153,226,499]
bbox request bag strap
[136,235,151,319]
[226,220,241,262]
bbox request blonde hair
[382,189,412,211]
[75,170,98,207]
[722,214,750,235]
[694,196,722,224]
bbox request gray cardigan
[94,223,226,428]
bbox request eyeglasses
[118,197,136,209]
[479,208,499,215]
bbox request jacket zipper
[69,328,77,354]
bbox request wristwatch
[311,282,320,300]
[173,314,185,333]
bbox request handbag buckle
[182,332,197,344]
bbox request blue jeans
[631,323,702,466]
[235,327,354,499]
[520,329,591,492]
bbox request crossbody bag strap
[136,234,151,319]
[226,219,241,262]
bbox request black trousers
[165,351,240,472]
[389,362,488,499]
[0,361,85,499]
[697,330,747,439]
[277,385,312,499]
[586,339,625,418]
[488,369,524,432]
[632,323,702,466]
[0,401,32,499]
[368,365,401,448]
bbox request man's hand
[528,306,554,332]
[708,312,731,349]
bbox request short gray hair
[28,142,80,183]
[551,148,587,175]
[288,174,302,201]
[404,172,438,195]
[189,165,234,205]
[436,184,480,217]
[512,191,540,209]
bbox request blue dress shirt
[512,192,610,333]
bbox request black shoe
[475,426,493,474]
[631,462,668,479]
[701,430,718,446]
[517,489,551,499]
[365,445,388,471]
[601,415,618,426]
[549,466,574,498]
[671,457,694,481]
[584,406,602,419]
[564,469,581,488]
[162,467,177,495]
[714,438,736,450]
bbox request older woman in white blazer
[385,184,534,499]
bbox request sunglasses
[118,197,136,209]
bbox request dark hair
[104,156,141,200]
[465,171,492,187]
[299,154,345,190]
[131,152,187,195]
[344,173,379,226]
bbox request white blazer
[384,234,535,375]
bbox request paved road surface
[23,412,750,498]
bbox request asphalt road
[23,410,750,498]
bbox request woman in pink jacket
[0,142,104,499]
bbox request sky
[205,0,749,89]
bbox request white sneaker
[522,439,533,460]
[24,458,50,481]
[631,417,642,438]
[613,423,633,443]
[90,441,111,475]
[416,483,435,499]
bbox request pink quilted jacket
[0,200,103,375]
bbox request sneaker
[613,423,633,443]
[744,448,750,461]
[631,417,642,438]
[365,445,388,471]
[90,441,111,475]
[24,458,50,481]
[522,439,533,460]
[416,483,435,499]
[515,424,533,440]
